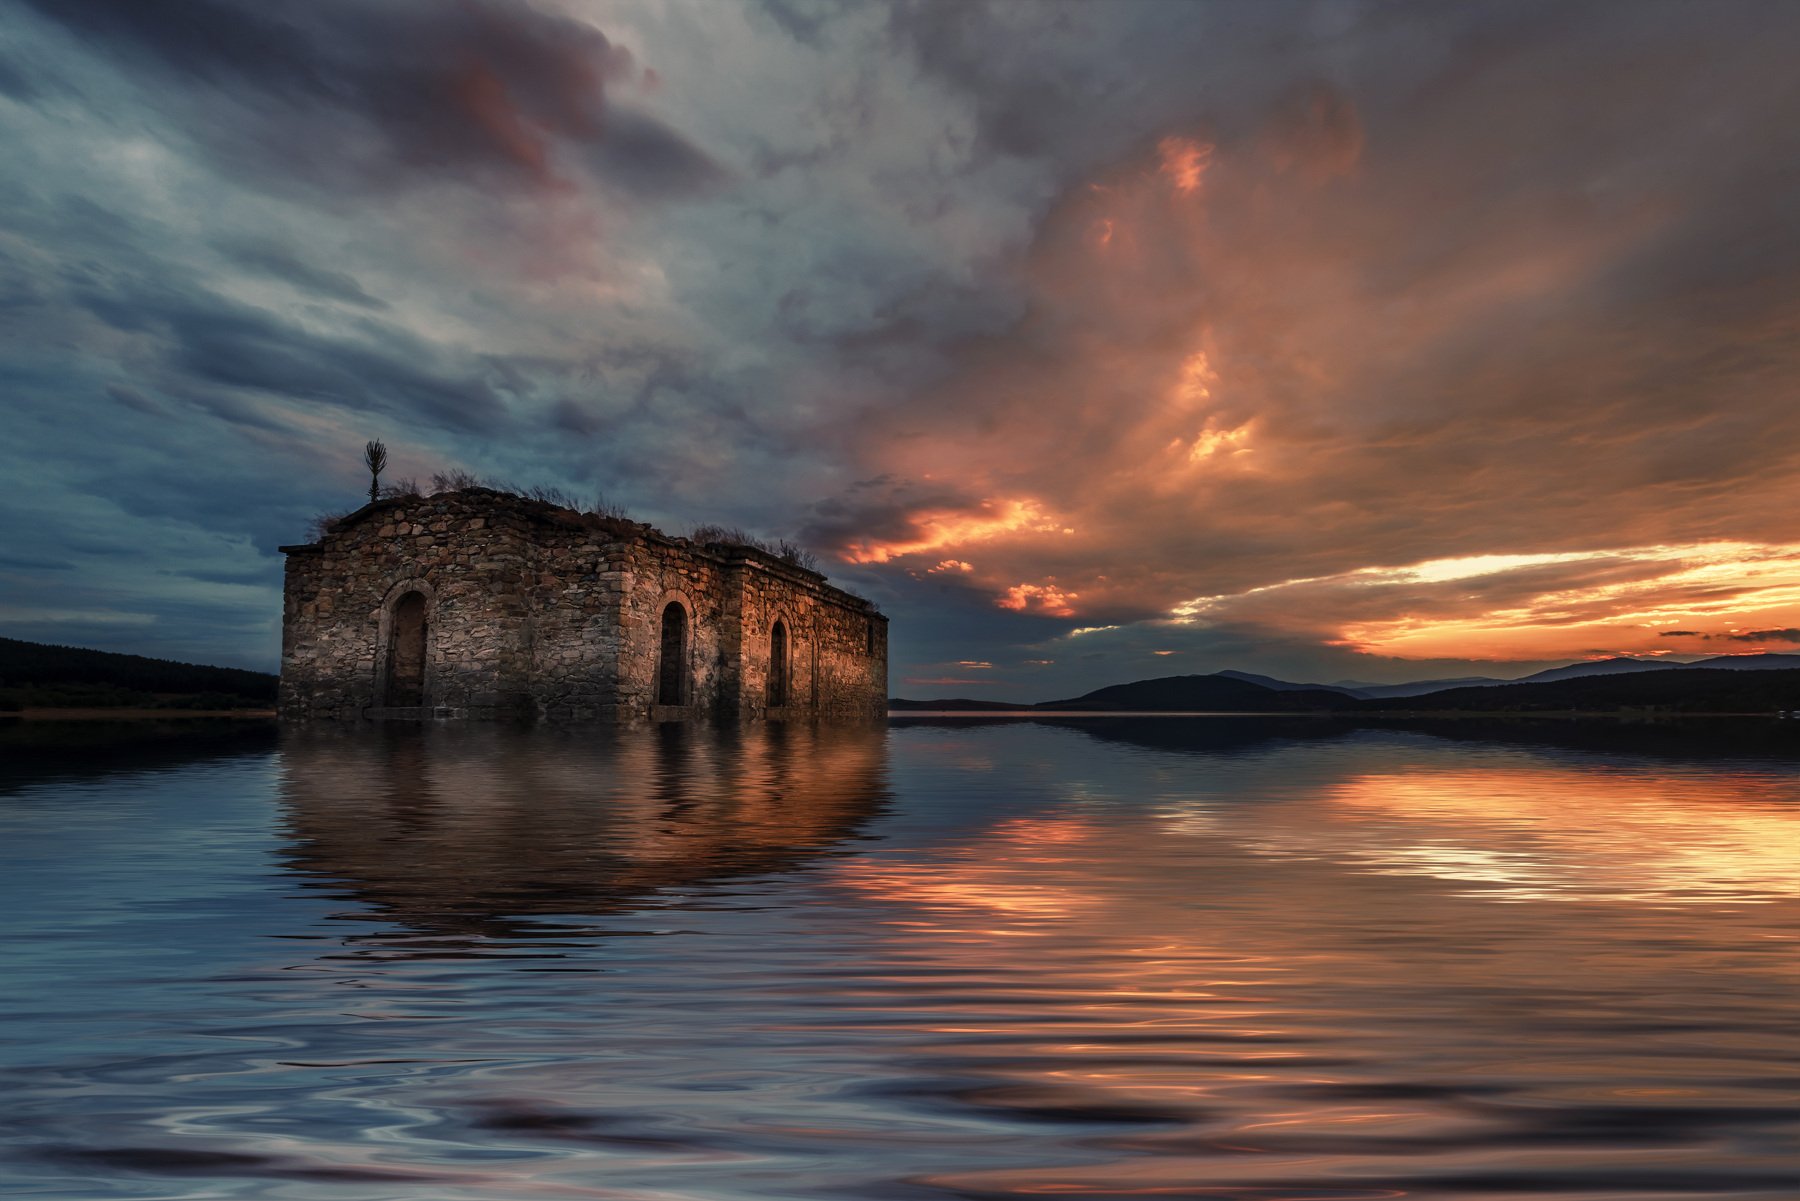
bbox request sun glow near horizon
[818,116,1800,676]
[1169,540,1800,661]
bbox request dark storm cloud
[589,109,722,197]
[215,239,387,310]
[0,49,34,101]
[14,0,720,198]
[883,0,1378,171]
[167,304,503,434]
[0,555,73,572]
[883,0,1252,163]
[70,273,505,432]
[104,385,165,416]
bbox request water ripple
[5,717,1800,1198]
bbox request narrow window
[658,601,688,705]
[768,619,789,708]
[386,591,428,706]
[866,619,877,657]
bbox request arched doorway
[657,601,689,706]
[767,619,789,708]
[386,591,429,706]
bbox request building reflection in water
[276,720,889,945]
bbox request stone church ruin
[279,488,887,722]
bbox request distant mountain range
[891,654,1800,715]
[1269,654,1800,699]
[1158,654,1800,700]
[1044,674,1348,713]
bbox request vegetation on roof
[311,460,824,572]
[689,524,819,572]
[309,469,635,541]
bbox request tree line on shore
[0,637,277,711]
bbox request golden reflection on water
[823,735,1800,1199]
[835,817,1103,929]
[1316,764,1800,903]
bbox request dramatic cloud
[800,1,1800,692]
[16,0,718,198]
[1,0,1796,694]
[1171,542,1800,659]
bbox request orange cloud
[1157,136,1213,195]
[814,61,1800,671]
[1183,420,1254,464]
[998,581,1080,618]
[1171,541,1800,661]
[843,498,1068,565]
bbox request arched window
[657,601,689,706]
[386,591,429,706]
[767,619,789,708]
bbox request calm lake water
[6,716,1800,1200]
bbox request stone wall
[280,493,539,719]
[514,528,626,721]
[726,550,889,721]
[280,489,887,722]
[607,536,732,719]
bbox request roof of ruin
[282,487,880,608]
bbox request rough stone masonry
[278,488,887,722]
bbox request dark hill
[1691,653,1800,671]
[0,637,277,710]
[887,697,1023,712]
[1350,654,1800,698]
[1347,675,1504,698]
[1039,674,1345,712]
[1360,667,1800,713]
[1510,656,1671,685]
[1215,670,1366,697]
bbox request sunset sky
[2,0,1797,698]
